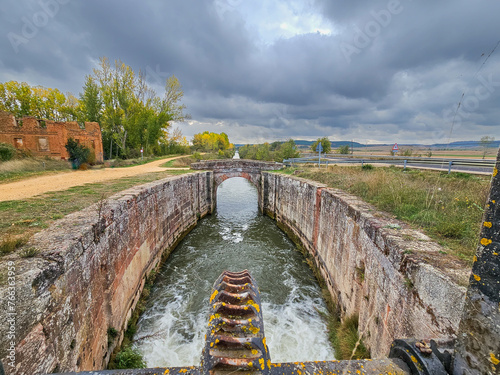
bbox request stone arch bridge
[191,159,284,209]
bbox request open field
[285,165,492,264]
[349,146,498,159]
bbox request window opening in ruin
[77,121,85,129]
[16,119,23,127]
[38,137,50,152]
[38,120,47,128]
[14,138,23,148]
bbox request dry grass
[292,166,491,263]
[0,235,28,255]
[0,170,192,257]
[328,314,370,360]
[161,156,196,168]
[0,158,71,183]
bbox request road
[289,156,496,175]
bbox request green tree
[79,76,103,123]
[276,139,299,160]
[480,136,495,159]
[87,57,189,159]
[338,145,350,154]
[0,81,77,121]
[310,137,331,154]
[65,138,90,169]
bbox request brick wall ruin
[0,111,104,162]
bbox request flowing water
[133,177,335,367]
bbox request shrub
[361,164,374,170]
[113,346,146,369]
[338,145,350,154]
[65,138,90,169]
[0,143,16,162]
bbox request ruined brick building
[0,110,104,162]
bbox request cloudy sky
[1,0,499,145]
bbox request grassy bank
[289,166,490,264]
[0,170,191,257]
[0,158,71,183]
[161,153,230,168]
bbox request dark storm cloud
[0,0,499,144]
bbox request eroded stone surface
[454,149,500,375]
[261,172,468,359]
[0,172,213,375]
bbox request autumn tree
[192,131,233,152]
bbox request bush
[113,346,146,369]
[361,164,374,170]
[0,143,16,162]
[338,145,350,154]
[65,138,91,169]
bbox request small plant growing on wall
[65,138,90,169]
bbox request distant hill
[235,139,499,149]
[293,140,366,148]
[428,140,500,149]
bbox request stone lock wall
[261,172,468,359]
[0,172,213,375]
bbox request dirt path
[0,156,189,202]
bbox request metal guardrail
[283,156,496,174]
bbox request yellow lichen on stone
[474,274,481,282]
[164,370,170,375]
[473,256,478,263]
[493,167,498,177]
[490,353,500,365]
[259,358,265,370]
[210,290,218,303]
[481,238,493,246]
[484,222,493,228]
[267,360,271,369]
